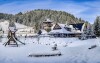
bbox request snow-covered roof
[51,23,71,30]
[9,27,16,32]
[59,23,71,29]
[69,23,84,31]
[49,23,83,34]
[49,23,73,34]
[41,29,48,34]
[49,29,72,34]
[43,18,52,23]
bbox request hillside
[0,20,28,32]
[0,9,87,31]
[14,9,86,26]
[0,13,13,20]
[0,9,86,24]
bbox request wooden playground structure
[4,21,25,47]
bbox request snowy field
[0,36,100,63]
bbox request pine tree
[94,16,100,37]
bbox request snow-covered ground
[0,37,100,63]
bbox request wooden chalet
[42,18,53,32]
[48,23,85,37]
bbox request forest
[0,9,99,36]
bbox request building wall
[43,22,53,32]
[16,27,34,34]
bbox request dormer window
[53,24,61,30]
[64,27,71,31]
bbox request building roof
[49,23,73,34]
[49,23,83,34]
[41,29,48,34]
[9,27,16,32]
[51,23,70,30]
[43,18,52,23]
[49,29,72,34]
[69,23,84,31]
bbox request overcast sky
[0,0,100,24]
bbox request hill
[0,9,88,31]
[14,9,86,26]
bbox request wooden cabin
[42,18,53,32]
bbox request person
[3,31,4,34]
[25,34,27,38]
[38,30,42,35]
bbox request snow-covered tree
[80,23,97,40]
[80,23,94,40]
[79,24,87,40]
[86,24,94,35]
[94,16,100,37]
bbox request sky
[0,0,100,24]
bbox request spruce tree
[94,16,100,37]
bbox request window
[64,27,71,31]
[53,24,61,30]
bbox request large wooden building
[48,23,86,37]
[42,18,53,32]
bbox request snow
[0,20,33,33]
[9,27,16,32]
[43,18,52,23]
[0,36,100,63]
[0,21,35,38]
[41,29,47,34]
[0,20,9,32]
[0,20,100,63]
[15,23,27,29]
[49,28,71,34]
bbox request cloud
[76,1,100,23]
[0,0,53,14]
[0,0,100,24]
